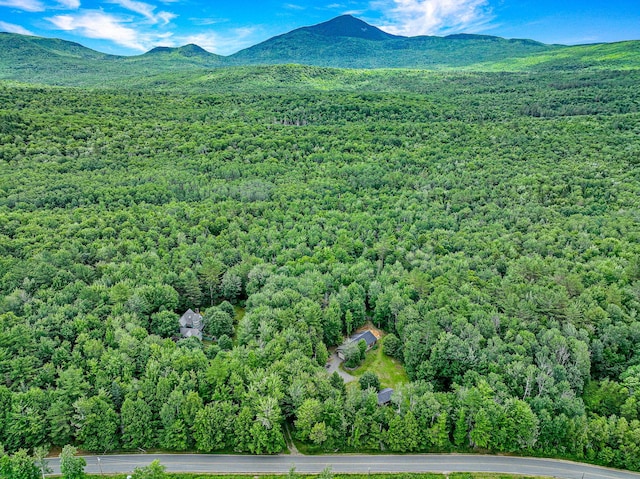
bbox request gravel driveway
[326,351,356,383]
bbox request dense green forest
[1,65,640,472]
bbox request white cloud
[47,10,148,50]
[156,10,176,24]
[284,3,305,10]
[189,17,227,26]
[57,0,80,8]
[378,0,493,37]
[0,0,45,12]
[0,20,34,35]
[110,0,176,24]
[110,0,154,19]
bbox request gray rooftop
[351,330,377,347]
[179,309,204,340]
[377,387,394,405]
[179,308,203,330]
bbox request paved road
[45,453,640,479]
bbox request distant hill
[142,43,220,60]
[0,32,223,86]
[0,31,109,61]
[1,15,639,87]
[0,32,117,86]
[124,44,224,72]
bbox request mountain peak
[176,44,210,56]
[146,46,173,54]
[145,43,215,58]
[299,15,401,41]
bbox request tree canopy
[0,67,639,470]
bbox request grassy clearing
[346,338,410,389]
[232,306,245,344]
[234,306,246,323]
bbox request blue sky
[1,0,639,56]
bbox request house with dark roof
[179,308,204,340]
[352,330,377,347]
[337,330,378,360]
[377,387,394,406]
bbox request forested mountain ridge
[0,31,226,87]
[0,31,110,61]
[1,15,640,87]
[226,15,556,68]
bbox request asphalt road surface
[45,453,640,479]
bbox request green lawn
[346,338,409,389]
[232,306,245,344]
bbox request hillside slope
[468,40,640,71]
